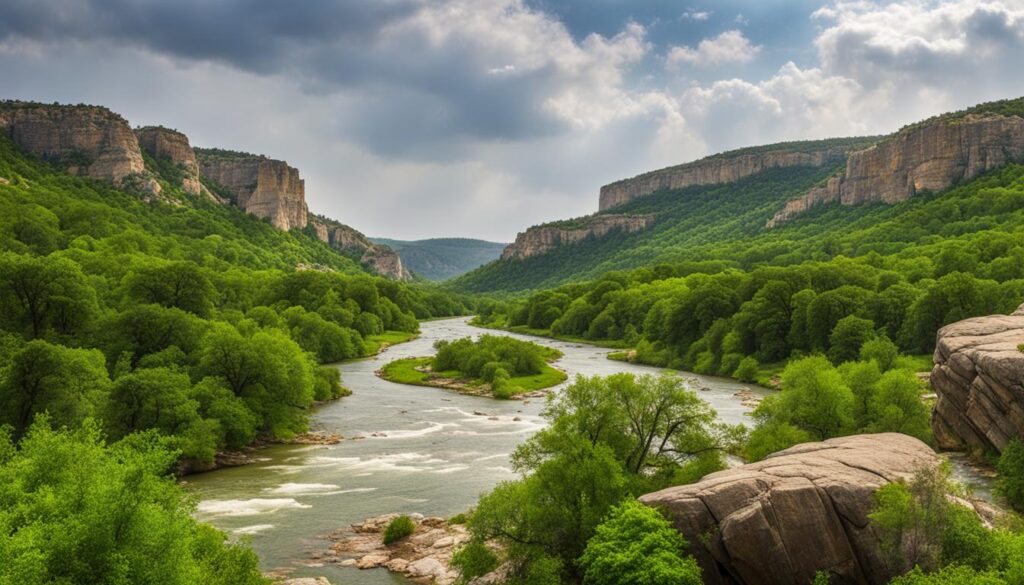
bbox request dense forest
[0,133,471,582]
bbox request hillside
[370,237,507,280]
[454,97,1024,293]
[0,106,470,467]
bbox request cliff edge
[501,214,655,261]
[768,113,1024,227]
[197,149,309,231]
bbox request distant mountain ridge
[451,96,1024,293]
[370,237,507,281]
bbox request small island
[379,335,567,398]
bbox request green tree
[579,500,701,585]
[124,261,217,317]
[761,356,853,439]
[0,420,267,585]
[0,253,98,339]
[996,439,1024,513]
[0,340,109,436]
[103,367,217,463]
[828,315,876,365]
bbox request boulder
[640,433,938,585]
[277,578,331,585]
[931,303,1024,453]
[356,553,389,569]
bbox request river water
[185,317,770,583]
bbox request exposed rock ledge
[198,149,309,231]
[314,513,481,585]
[931,302,1024,453]
[309,214,411,280]
[640,433,938,585]
[501,214,655,261]
[599,147,847,211]
[768,113,1024,227]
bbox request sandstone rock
[134,126,204,196]
[356,552,390,569]
[768,114,1024,227]
[0,100,158,193]
[406,557,448,580]
[277,578,331,585]
[599,147,847,211]
[385,558,409,572]
[502,214,655,261]
[640,433,939,585]
[930,303,1024,453]
[198,150,308,230]
[309,215,411,280]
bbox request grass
[379,356,568,398]
[362,330,420,355]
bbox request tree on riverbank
[455,372,739,583]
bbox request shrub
[579,499,702,585]
[997,439,1024,513]
[451,540,499,583]
[383,515,416,545]
[733,356,759,383]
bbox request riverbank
[182,330,420,475]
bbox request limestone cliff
[768,113,1024,227]
[197,150,308,231]
[641,434,939,585]
[134,126,205,196]
[0,100,159,193]
[501,214,655,261]
[599,147,848,211]
[930,303,1024,453]
[309,215,411,280]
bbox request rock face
[768,114,1024,227]
[198,150,308,231]
[501,214,655,261]
[309,215,411,280]
[0,101,158,193]
[930,303,1024,453]
[640,433,939,585]
[134,126,204,196]
[599,148,846,211]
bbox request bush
[733,356,759,382]
[579,499,702,585]
[451,540,499,583]
[383,515,416,545]
[997,439,1024,513]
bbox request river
[184,317,993,584]
[185,317,768,583]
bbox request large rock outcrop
[768,114,1024,227]
[599,148,847,211]
[0,100,158,193]
[197,150,308,231]
[640,434,938,585]
[134,126,204,196]
[501,214,655,261]
[309,215,411,280]
[930,303,1024,453]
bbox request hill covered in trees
[371,237,507,280]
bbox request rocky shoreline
[293,513,503,585]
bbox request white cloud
[680,9,712,21]
[666,30,761,69]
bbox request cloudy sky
[3,0,1024,241]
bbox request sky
[3,1,1024,241]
